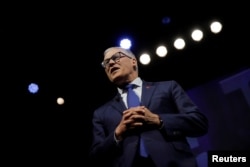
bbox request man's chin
[110,75,120,82]
[110,71,120,80]
[111,75,124,85]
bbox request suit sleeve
[159,80,208,138]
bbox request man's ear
[132,58,138,71]
[132,58,137,65]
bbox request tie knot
[125,84,135,90]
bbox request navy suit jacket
[89,80,208,167]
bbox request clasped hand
[115,106,160,140]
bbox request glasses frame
[101,52,132,68]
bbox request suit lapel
[109,82,156,113]
[111,93,127,114]
[141,81,155,107]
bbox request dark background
[2,2,249,166]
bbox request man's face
[103,52,137,84]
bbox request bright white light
[28,83,39,94]
[119,38,132,49]
[191,29,203,41]
[57,97,65,105]
[210,21,223,34]
[156,45,168,57]
[173,38,186,50]
[139,53,151,65]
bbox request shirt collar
[117,77,142,94]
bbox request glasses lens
[102,59,109,68]
[102,52,121,68]
[111,53,121,62]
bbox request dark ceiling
[5,12,249,104]
[2,3,250,165]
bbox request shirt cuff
[114,133,122,144]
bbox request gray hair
[104,47,136,58]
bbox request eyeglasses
[101,52,132,68]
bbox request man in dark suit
[89,47,208,167]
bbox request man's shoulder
[142,80,178,86]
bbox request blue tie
[125,84,148,157]
[126,84,140,108]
